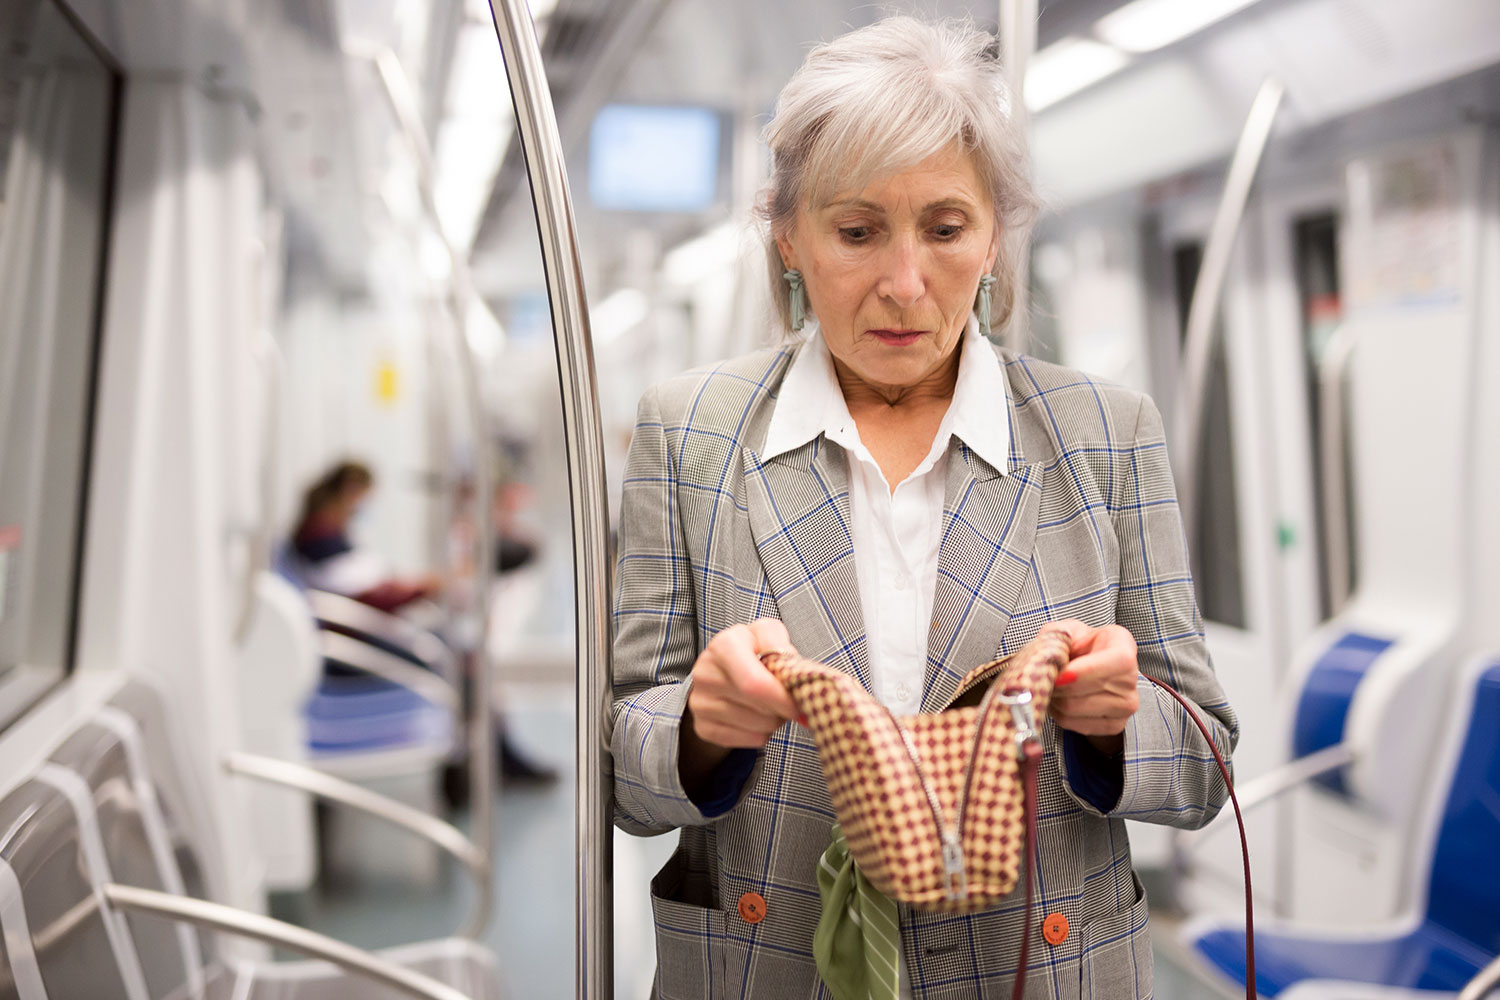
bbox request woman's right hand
[680,619,800,790]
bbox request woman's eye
[838,226,873,243]
[931,224,964,241]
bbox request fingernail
[798,714,809,727]
[1055,669,1078,687]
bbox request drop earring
[785,269,807,332]
[975,274,997,338]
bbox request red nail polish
[798,714,809,727]
[1055,669,1078,687]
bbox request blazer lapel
[743,437,871,690]
[922,443,1044,711]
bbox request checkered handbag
[763,626,1261,1000]
[760,626,1071,915]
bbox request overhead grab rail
[101,884,473,1000]
[343,42,499,937]
[223,752,491,935]
[1174,77,1285,544]
[482,2,614,996]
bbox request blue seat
[271,541,457,763]
[1191,660,1500,996]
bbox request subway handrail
[307,588,461,684]
[483,2,614,996]
[222,751,490,902]
[101,884,474,1000]
[1317,322,1361,614]
[1175,77,1285,543]
[997,0,1037,349]
[1174,742,1356,854]
[1458,952,1500,1000]
[347,43,499,939]
[319,631,462,717]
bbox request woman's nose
[878,235,925,308]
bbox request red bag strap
[1012,739,1042,1000]
[1013,675,1255,1000]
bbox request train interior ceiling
[1,0,1498,997]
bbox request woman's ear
[983,228,1001,275]
[775,232,798,272]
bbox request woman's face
[776,144,999,395]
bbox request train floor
[273,688,1233,998]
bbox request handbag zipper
[889,678,1036,902]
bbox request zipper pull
[941,829,967,901]
[1001,690,1040,760]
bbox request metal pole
[998,0,1037,350]
[358,44,499,941]
[1175,77,1285,542]
[483,3,613,996]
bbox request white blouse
[762,320,1012,715]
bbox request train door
[1146,183,1326,914]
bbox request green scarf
[814,823,902,1000]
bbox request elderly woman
[611,17,1236,999]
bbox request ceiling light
[1095,0,1260,54]
[1024,37,1131,112]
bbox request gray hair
[758,16,1038,339]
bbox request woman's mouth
[867,329,924,346]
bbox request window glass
[0,0,117,730]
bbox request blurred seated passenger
[290,460,442,614]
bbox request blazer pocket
[1078,870,1153,1000]
[650,848,727,1000]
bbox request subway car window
[1171,240,1246,629]
[0,0,116,731]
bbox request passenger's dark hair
[296,460,374,531]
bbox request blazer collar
[744,349,1042,704]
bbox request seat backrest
[48,719,208,999]
[0,678,235,1000]
[0,777,146,999]
[106,682,218,904]
[1425,661,1500,953]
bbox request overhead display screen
[588,104,720,213]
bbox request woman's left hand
[1046,620,1141,755]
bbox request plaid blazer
[611,341,1237,1000]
